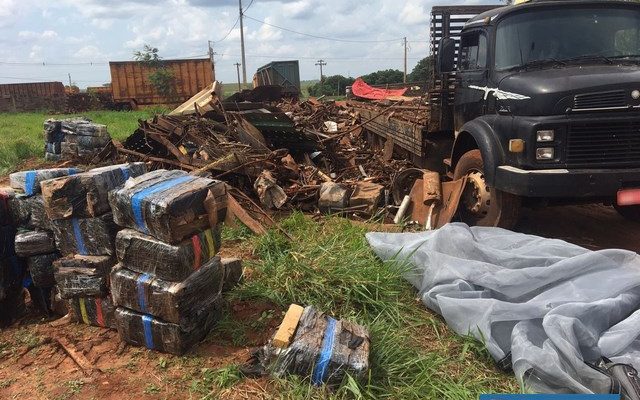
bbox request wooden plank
[225,193,267,235]
[272,304,305,348]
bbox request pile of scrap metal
[113,82,446,234]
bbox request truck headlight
[536,130,555,142]
[536,147,555,160]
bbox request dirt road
[517,204,640,253]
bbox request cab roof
[466,0,640,27]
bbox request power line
[0,53,211,66]
[243,14,404,43]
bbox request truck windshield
[495,7,640,70]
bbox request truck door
[454,29,489,131]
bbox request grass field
[203,214,518,399]
[0,110,156,174]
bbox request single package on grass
[110,256,224,330]
[41,162,146,220]
[115,226,222,282]
[250,305,370,387]
[109,169,227,244]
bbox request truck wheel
[614,204,640,223]
[453,150,521,229]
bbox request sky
[0,0,502,88]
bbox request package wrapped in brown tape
[110,256,224,330]
[51,213,117,256]
[61,118,109,138]
[28,252,60,287]
[10,168,80,197]
[15,230,56,257]
[41,162,146,220]
[114,298,222,355]
[254,306,370,387]
[108,169,227,244]
[69,296,116,329]
[115,226,221,282]
[9,194,52,230]
[54,255,114,299]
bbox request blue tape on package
[71,218,88,255]
[136,273,153,313]
[130,175,194,233]
[312,317,337,386]
[120,167,130,181]
[142,314,154,349]
[24,171,37,196]
[68,168,78,175]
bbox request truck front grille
[567,120,640,166]
[573,90,626,110]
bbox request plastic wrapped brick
[10,168,80,197]
[114,299,222,355]
[221,258,243,292]
[45,153,62,162]
[14,230,56,257]
[44,119,63,142]
[0,225,16,259]
[256,306,370,387]
[69,296,116,329]
[27,252,60,287]
[45,142,61,154]
[115,226,222,282]
[64,134,111,148]
[0,188,14,226]
[54,255,114,299]
[41,162,146,220]
[61,118,109,138]
[9,194,52,230]
[110,257,224,330]
[51,213,117,256]
[0,256,25,301]
[109,169,227,244]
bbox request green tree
[360,69,404,85]
[133,44,176,96]
[408,56,433,82]
[308,75,355,97]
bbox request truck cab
[438,0,640,227]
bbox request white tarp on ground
[366,223,640,394]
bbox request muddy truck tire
[453,150,521,229]
[614,204,640,223]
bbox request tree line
[307,56,433,97]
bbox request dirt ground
[0,203,637,400]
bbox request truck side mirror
[437,38,456,73]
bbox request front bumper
[495,166,640,198]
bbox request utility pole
[238,0,247,86]
[403,37,407,83]
[68,73,72,88]
[208,40,216,80]
[234,63,242,92]
[315,59,326,83]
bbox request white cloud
[29,44,42,59]
[399,1,428,26]
[73,44,105,59]
[18,30,58,40]
[282,0,314,19]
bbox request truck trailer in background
[109,58,214,110]
[0,82,66,112]
[253,60,301,99]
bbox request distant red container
[0,82,66,112]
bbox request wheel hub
[462,170,491,217]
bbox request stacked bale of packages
[44,118,112,162]
[108,169,229,354]
[0,188,26,327]
[40,163,147,328]
[8,168,81,316]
